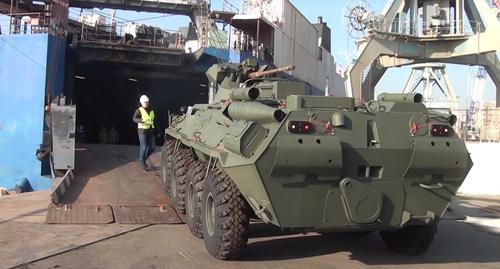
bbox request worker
[99,125,108,144]
[133,95,155,170]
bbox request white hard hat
[140,95,149,103]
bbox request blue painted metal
[194,48,261,72]
[229,50,253,64]
[46,36,67,97]
[0,34,66,191]
[15,177,34,193]
[202,47,230,62]
[198,47,255,64]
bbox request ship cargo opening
[71,61,208,145]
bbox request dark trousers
[138,130,155,167]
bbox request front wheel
[160,140,175,194]
[186,160,207,238]
[380,224,437,255]
[201,168,250,260]
[171,148,195,214]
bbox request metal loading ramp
[46,144,183,224]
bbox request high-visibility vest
[138,107,155,129]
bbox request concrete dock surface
[1,145,499,269]
[1,189,499,269]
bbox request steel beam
[464,0,485,32]
[77,42,185,67]
[361,61,387,101]
[68,0,198,17]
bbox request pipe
[377,93,423,103]
[230,87,260,101]
[227,102,285,123]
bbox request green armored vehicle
[161,60,472,260]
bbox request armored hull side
[162,62,472,259]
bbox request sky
[2,0,497,108]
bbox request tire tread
[203,169,249,260]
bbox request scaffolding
[67,8,183,48]
[0,12,51,35]
[0,0,68,36]
[402,63,458,111]
[454,106,500,142]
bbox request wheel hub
[206,193,215,237]
[171,171,177,197]
[161,163,167,184]
[187,183,195,218]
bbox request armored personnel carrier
[161,59,472,260]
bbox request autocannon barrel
[248,65,296,79]
[230,87,260,101]
[377,93,423,103]
[227,102,286,123]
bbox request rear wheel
[160,140,175,194]
[170,148,195,214]
[186,160,207,238]
[201,168,250,260]
[380,224,437,255]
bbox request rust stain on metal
[47,144,178,224]
[112,206,182,224]
[46,205,114,224]
[159,205,168,212]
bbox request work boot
[139,161,149,171]
[147,160,155,170]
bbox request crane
[465,66,487,140]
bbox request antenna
[342,0,372,40]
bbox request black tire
[380,224,437,255]
[201,168,250,260]
[160,140,175,194]
[186,160,207,238]
[171,148,195,214]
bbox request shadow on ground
[242,215,500,265]
[56,144,167,207]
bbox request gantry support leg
[481,52,500,107]
[346,34,499,102]
[361,59,388,100]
